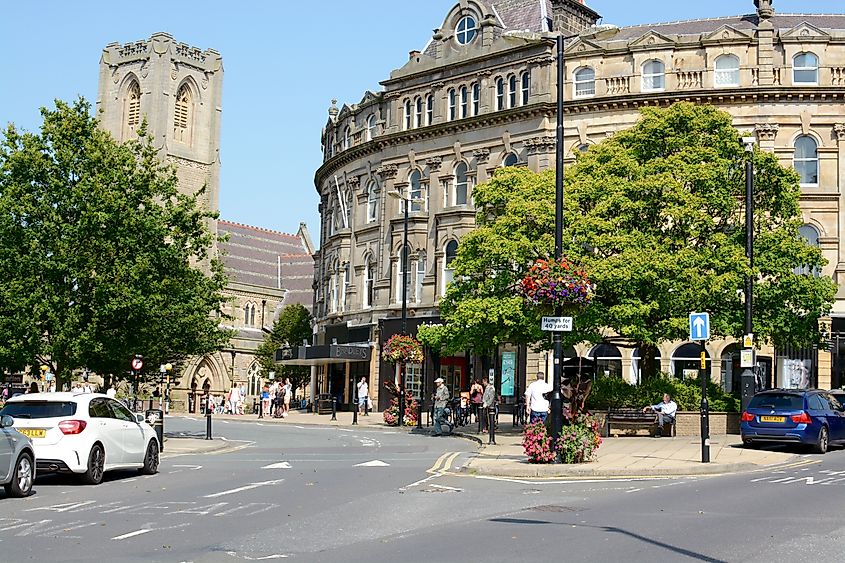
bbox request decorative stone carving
[425,156,442,171]
[376,164,399,180]
[473,148,491,163]
[347,176,361,190]
[755,0,774,19]
[529,56,555,66]
[754,123,779,141]
[834,124,845,142]
[525,136,557,155]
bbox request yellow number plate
[760,416,785,423]
[18,428,46,439]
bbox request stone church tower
[96,32,223,219]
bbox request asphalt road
[2,417,844,562]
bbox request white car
[0,393,159,485]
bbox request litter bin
[145,409,164,452]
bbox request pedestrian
[525,372,552,424]
[282,378,292,417]
[238,383,246,415]
[106,386,116,398]
[269,378,279,416]
[470,378,483,422]
[356,377,369,414]
[27,381,39,394]
[82,381,93,393]
[71,381,82,393]
[260,384,271,418]
[228,383,240,415]
[481,377,497,433]
[432,377,450,436]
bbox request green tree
[0,98,232,387]
[442,103,835,377]
[255,303,312,391]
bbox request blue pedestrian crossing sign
[689,312,710,341]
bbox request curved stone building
[311,0,845,411]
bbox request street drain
[529,505,580,513]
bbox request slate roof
[218,220,314,311]
[491,0,554,33]
[608,14,845,42]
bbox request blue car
[740,389,845,454]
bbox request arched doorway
[671,343,710,379]
[588,343,622,377]
[720,343,741,392]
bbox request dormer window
[456,15,477,45]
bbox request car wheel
[814,426,829,454]
[742,439,758,449]
[139,440,159,475]
[80,443,105,485]
[3,452,33,497]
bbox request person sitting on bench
[642,393,677,437]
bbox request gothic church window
[122,80,141,141]
[174,83,193,144]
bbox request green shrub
[586,374,740,413]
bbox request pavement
[163,409,801,478]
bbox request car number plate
[760,416,785,423]
[18,428,46,438]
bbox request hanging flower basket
[381,334,424,364]
[518,258,594,312]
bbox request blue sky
[0,0,840,242]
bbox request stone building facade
[311,0,845,410]
[97,33,314,409]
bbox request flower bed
[522,415,603,464]
[381,334,423,364]
[519,258,593,309]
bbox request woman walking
[282,377,292,418]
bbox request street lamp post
[740,136,756,411]
[550,34,566,445]
[389,190,423,427]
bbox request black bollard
[352,397,358,426]
[205,396,212,440]
[488,407,496,445]
[331,397,337,421]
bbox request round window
[456,16,477,45]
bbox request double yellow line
[428,451,461,474]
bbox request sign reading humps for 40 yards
[541,317,573,332]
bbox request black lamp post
[740,136,756,411]
[550,34,566,444]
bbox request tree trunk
[639,343,659,380]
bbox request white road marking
[428,483,463,492]
[172,464,203,471]
[204,479,286,498]
[112,529,152,540]
[355,460,389,467]
[626,488,642,493]
[26,501,96,513]
[262,462,292,469]
[225,552,288,560]
[174,503,228,515]
[182,417,198,421]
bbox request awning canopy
[275,343,372,366]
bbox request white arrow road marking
[262,462,292,469]
[204,479,285,498]
[355,460,389,467]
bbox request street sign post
[689,312,710,341]
[131,357,144,371]
[541,317,573,332]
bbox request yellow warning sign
[743,334,754,348]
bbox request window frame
[521,71,530,105]
[460,86,469,119]
[415,250,426,303]
[496,78,505,111]
[502,153,519,167]
[508,74,517,108]
[574,66,596,98]
[414,96,423,128]
[454,162,469,206]
[448,88,457,121]
[714,54,740,87]
[794,135,819,186]
[641,59,665,92]
[793,52,819,85]
[366,181,378,223]
[442,240,458,296]
[426,94,434,125]
[395,244,412,304]
[366,114,377,142]
[409,170,424,212]
[472,82,480,116]
[404,99,412,130]
[455,15,478,45]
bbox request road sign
[743,333,754,348]
[689,312,710,341]
[740,349,755,368]
[131,357,144,371]
[541,317,573,332]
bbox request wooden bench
[605,408,676,437]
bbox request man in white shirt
[643,393,678,437]
[524,372,552,424]
[356,377,369,414]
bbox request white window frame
[448,89,457,121]
[472,82,480,116]
[714,55,740,87]
[366,114,376,141]
[414,97,423,128]
[521,71,530,105]
[364,260,375,308]
[395,244,411,304]
[454,163,469,206]
[404,99,411,130]
[574,67,596,98]
[460,86,468,119]
[508,75,517,108]
[794,135,819,186]
[455,15,478,45]
[793,52,819,85]
[642,60,665,91]
[496,78,504,110]
[426,94,434,125]
[366,181,378,223]
[415,251,426,303]
[340,264,349,312]
[343,126,350,150]
[409,170,424,212]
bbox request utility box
[740,372,757,413]
[145,409,164,452]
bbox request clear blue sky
[1,0,840,242]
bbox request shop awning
[275,343,372,366]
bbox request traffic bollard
[331,397,337,421]
[487,407,496,445]
[205,396,212,440]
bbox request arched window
[502,153,519,167]
[455,15,477,45]
[642,60,665,91]
[460,86,469,119]
[364,258,376,308]
[366,180,378,223]
[174,83,193,144]
[508,75,517,108]
[123,80,141,140]
[340,263,350,312]
[342,126,351,150]
[577,143,590,153]
[426,94,434,125]
[443,240,458,294]
[409,170,423,212]
[472,82,480,116]
[521,71,530,105]
[588,344,623,378]
[454,162,469,205]
[670,343,710,379]
[414,97,423,128]
[326,133,334,159]
[247,363,262,396]
[574,67,595,97]
[329,261,339,313]
[396,244,411,303]
[794,136,819,185]
[796,224,821,276]
[714,54,740,87]
[448,89,457,121]
[366,114,377,141]
[243,302,256,327]
[495,78,505,111]
[793,52,819,85]
[404,100,412,130]
[415,250,427,303]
